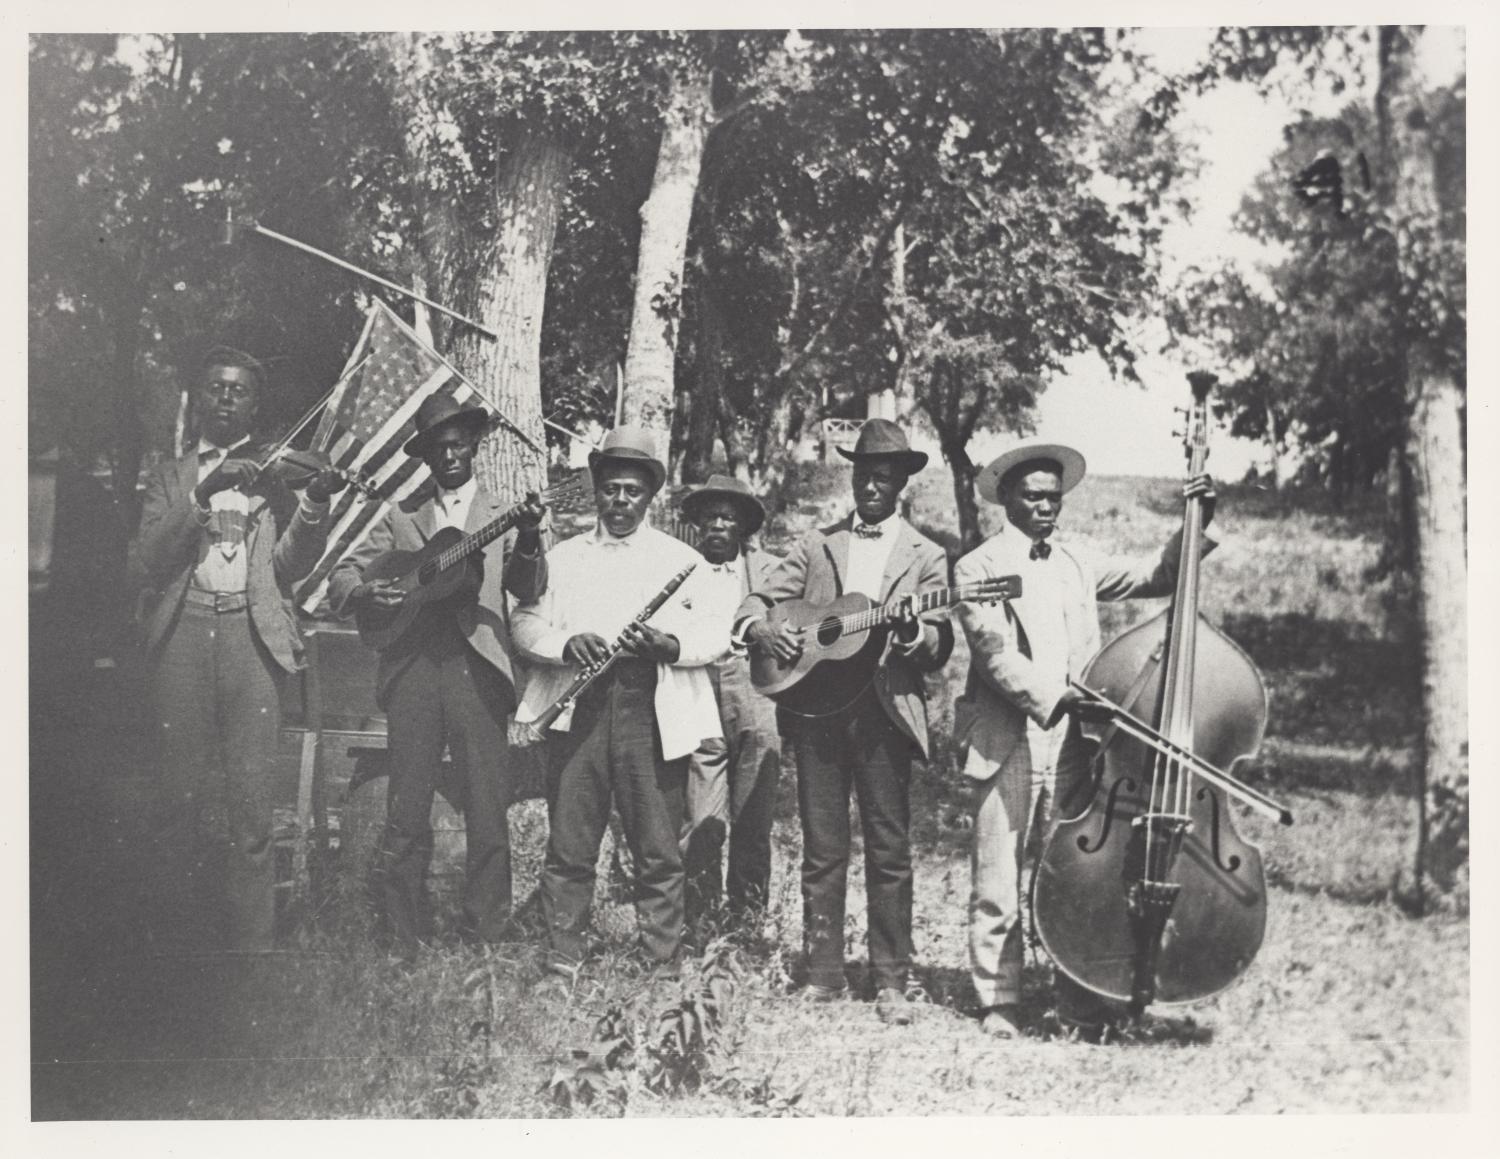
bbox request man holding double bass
[952,438,1216,1041]
[736,419,953,1025]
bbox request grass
[29,470,1467,1119]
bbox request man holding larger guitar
[735,419,954,1025]
[329,395,547,954]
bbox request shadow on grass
[1222,610,1420,756]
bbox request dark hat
[680,474,766,536]
[835,418,928,474]
[588,425,667,492]
[403,394,491,457]
[976,439,1086,504]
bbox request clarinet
[525,563,697,741]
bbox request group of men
[131,345,1214,1040]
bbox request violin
[255,444,378,499]
[1031,371,1292,1017]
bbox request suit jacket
[327,481,547,706]
[736,514,954,758]
[952,525,1213,781]
[128,450,330,673]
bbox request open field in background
[30,470,1466,1118]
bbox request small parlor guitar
[354,470,590,652]
[749,576,1021,717]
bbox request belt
[184,588,250,613]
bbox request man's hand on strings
[351,578,405,611]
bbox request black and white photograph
[21,2,1484,1138]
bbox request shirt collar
[592,515,652,546]
[437,476,478,508]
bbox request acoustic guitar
[749,575,1021,717]
[354,470,590,652]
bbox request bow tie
[1030,540,1052,561]
[709,561,737,573]
[853,522,886,540]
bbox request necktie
[1030,540,1052,561]
[854,522,885,539]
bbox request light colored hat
[680,474,766,536]
[976,439,1087,504]
[588,425,667,491]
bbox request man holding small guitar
[329,395,547,953]
[735,419,954,1025]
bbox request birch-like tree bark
[1376,25,1468,897]
[621,59,713,444]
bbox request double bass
[1032,371,1293,1017]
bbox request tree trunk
[109,296,145,517]
[1265,403,1284,491]
[621,61,713,445]
[457,132,571,498]
[681,272,724,483]
[944,439,983,556]
[719,396,750,482]
[384,36,564,497]
[1378,26,1468,900]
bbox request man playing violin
[735,419,953,1025]
[130,345,346,952]
[953,439,1215,1041]
[329,395,546,954]
[512,427,727,988]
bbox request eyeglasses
[201,381,256,402]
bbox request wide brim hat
[680,473,766,536]
[976,439,1087,504]
[403,394,492,457]
[588,424,667,492]
[834,417,929,473]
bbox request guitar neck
[841,584,981,636]
[427,476,583,575]
[434,512,516,573]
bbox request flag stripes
[292,302,493,613]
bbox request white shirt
[191,437,328,593]
[192,437,253,592]
[844,512,901,598]
[434,476,478,533]
[511,521,729,760]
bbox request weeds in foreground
[541,939,805,1114]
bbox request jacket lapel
[822,516,855,599]
[878,520,922,603]
[466,486,502,536]
[175,451,198,501]
[409,482,438,543]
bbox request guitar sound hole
[815,617,842,647]
[417,563,439,586]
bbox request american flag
[293,301,490,612]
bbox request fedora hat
[588,425,667,492]
[680,474,766,536]
[835,417,928,474]
[403,394,491,457]
[976,438,1086,504]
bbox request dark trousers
[380,619,516,948]
[683,655,782,924]
[787,689,915,992]
[541,659,687,969]
[148,602,281,951]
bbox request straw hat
[976,439,1086,504]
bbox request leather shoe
[979,1004,1023,1039]
[875,987,914,1025]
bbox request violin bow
[1071,680,1294,826]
